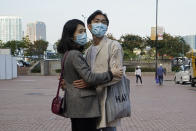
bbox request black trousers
[71,118,100,131]
[136,75,142,84]
[100,127,116,131]
[158,75,163,85]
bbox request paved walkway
[0,75,196,131]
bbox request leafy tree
[0,40,4,48]
[51,40,63,59]
[24,42,35,57]
[0,37,33,56]
[106,33,117,41]
[53,40,60,53]
[22,36,34,57]
[20,37,31,49]
[145,33,190,59]
[178,36,190,56]
[123,49,137,60]
[33,40,48,58]
[144,48,155,59]
[2,40,22,56]
[120,34,145,52]
[119,34,145,60]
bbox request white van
[174,65,190,84]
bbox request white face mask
[75,33,87,45]
[91,23,107,37]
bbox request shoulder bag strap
[56,51,69,97]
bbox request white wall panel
[5,55,12,79]
[0,55,6,80]
[12,57,17,78]
[0,55,17,80]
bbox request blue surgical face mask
[91,23,107,37]
[75,33,87,45]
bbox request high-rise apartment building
[26,23,36,42]
[0,16,22,42]
[26,21,46,43]
[35,22,46,41]
[183,35,196,50]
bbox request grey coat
[63,50,113,118]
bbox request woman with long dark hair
[57,19,122,131]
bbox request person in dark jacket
[57,19,122,131]
[157,64,166,85]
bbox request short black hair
[57,19,85,54]
[87,10,109,26]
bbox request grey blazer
[63,50,113,118]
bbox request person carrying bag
[106,42,131,123]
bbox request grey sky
[1,0,196,50]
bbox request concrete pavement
[0,75,196,131]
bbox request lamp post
[182,41,184,57]
[155,0,158,78]
[81,14,86,24]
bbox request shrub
[126,67,167,72]
[172,66,180,72]
[55,69,61,73]
[31,63,41,73]
[126,67,156,72]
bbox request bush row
[55,67,167,73]
[126,67,156,72]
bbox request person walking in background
[157,64,166,85]
[57,19,122,131]
[135,66,142,85]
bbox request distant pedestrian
[135,66,142,85]
[156,64,166,85]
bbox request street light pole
[155,0,158,78]
[81,14,86,24]
[182,42,184,57]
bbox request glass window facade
[26,21,46,43]
[0,16,22,42]
[35,22,46,41]
[183,35,196,50]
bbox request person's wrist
[108,71,113,80]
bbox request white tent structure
[0,49,17,80]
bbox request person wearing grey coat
[57,19,122,131]
[63,50,113,118]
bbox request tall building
[26,23,36,42]
[35,21,46,41]
[183,35,196,50]
[0,16,22,42]
[26,21,46,43]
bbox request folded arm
[72,51,113,86]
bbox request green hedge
[55,69,61,73]
[31,63,41,73]
[55,67,166,73]
[172,66,180,72]
[126,67,167,72]
[126,67,155,72]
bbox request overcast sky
[1,0,196,50]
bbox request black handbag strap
[56,51,69,98]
